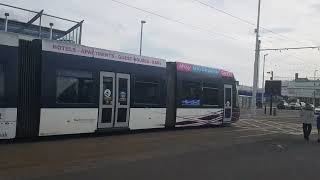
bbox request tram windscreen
[0,64,4,101]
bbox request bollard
[273,107,277,116]
[264,105,267,115]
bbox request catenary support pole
[251,0,262,115]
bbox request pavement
[0,109,319,180]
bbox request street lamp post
[49,23,54,40]
[267,70,274,115]
[4,13,9,32]
[267,71,274,80]
[139,20,146,56]
[314,70,318,107]
[262,54,269,104]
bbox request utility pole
[314,70,318,106]
[251,0,262,115]
[262,53,268,104]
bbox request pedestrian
[300,103,314,141]
[317,114,320,143]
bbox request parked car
[314,107,320,115]
[289,102,301,110]
[277,103,285,109]
[300,102,306,108]
[277,101,289,109]
[310,104,315,109]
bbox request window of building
[0,64,4,100]
[203,87,219,106]
[180,81,202,106]
[56,70,95,104]
[134,81,160,105]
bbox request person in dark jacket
[300,104,314,141]
[317,115,320,143]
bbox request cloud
[0,0,319,86]
[311,3,320,12]
[261,27,294,35]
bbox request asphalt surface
[0,109,319,180]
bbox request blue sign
[182,99,201,106]
[192,65,220,77]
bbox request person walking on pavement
[317,114,320,143]
[300,103,314,141]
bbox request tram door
[224,85,233,123]
[98,72,130,129]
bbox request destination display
[42,40,166,68]
[176,62,234,78]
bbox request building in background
[282,73,320,106]
[238,85,264,109]
[237,73,320,110]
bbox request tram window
[181,81,201,106]
[203,87,219,106]
[134,81,160,105]
[56,70,95,104]
[0,64,4,100]
[203,82,217,88]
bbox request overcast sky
[1,0,320,86]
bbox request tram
[0,32,240,139]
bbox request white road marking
[233,117,319,138]
[259,120,301,132]
[251,120,296,134]
[237,132,278,138]
[233,128,259,132]
[257,120,318,135]
[276,144,284,149]
[236,119,304,135]
[236,120,281,134]
[240,120,274,132]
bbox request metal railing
[0,3,84,44]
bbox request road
[0,110,319,180]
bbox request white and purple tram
[0,32,240,139]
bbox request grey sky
[1,0,320,86]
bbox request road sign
[265,80,281,96]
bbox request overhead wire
[191,0,309,45]
[110,0,317,78]
[109,0,295,49]
[261,46,320,51]
[109,0,255,44]
[263,54,319,81]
